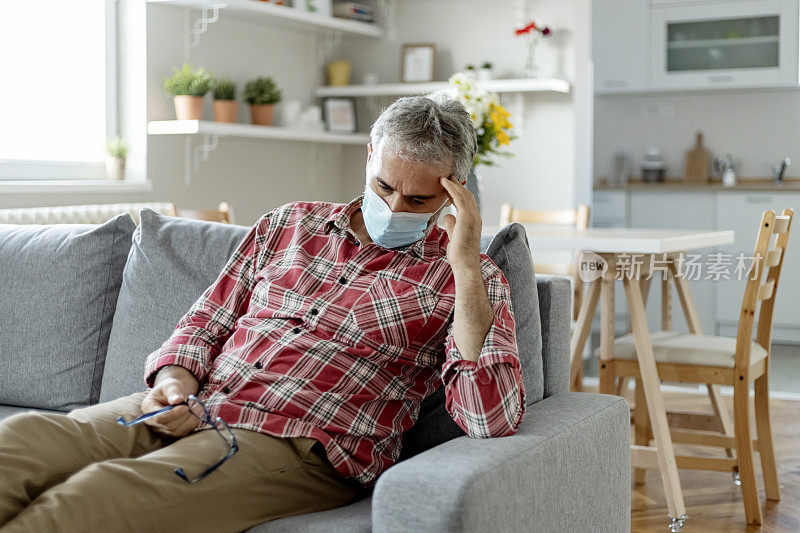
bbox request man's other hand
[141,367,201,438]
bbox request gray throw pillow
[99,208,250,402]
[398,222,541,461]
[0,213,136,411]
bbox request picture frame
[401,43,436,83]
[322,97,357,133]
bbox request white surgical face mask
[361,182,446,249]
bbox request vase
[524,33,540,78]
[465,166,483,215]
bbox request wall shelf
[147,120,370,144]
[315,77,571,97]
[147,0,385,38]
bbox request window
[0,0,117,180]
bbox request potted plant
[478,61,494,82]
[213,78,238,123]
[105,136,128,181]
[244,76,282,126]
[162,62,215,120]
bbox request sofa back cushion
[398,222,541,461]
[0,213,136,411]
[100,208,249,402]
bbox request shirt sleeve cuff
[441,318,519,383]
[143,344,211,389]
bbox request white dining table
[483,224,735,527]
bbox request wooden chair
[605,208,793,526]
[499,203,591,386]
[499,203,590,320]
[170,202,235,224]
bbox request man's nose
[386,195,403,212]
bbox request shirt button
[254,361,263,369]
[222,386,231,394]
[339,276,347,285]
[293,327,301,334]
[310,308,319,315]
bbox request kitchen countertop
[594,178,800,192]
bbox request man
[0,93,525,532]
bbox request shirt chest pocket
[342,276,439,351]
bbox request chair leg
[707,384,735,459]
[733,379,762,525]
[754,373,781,501]
[633,377,650,484]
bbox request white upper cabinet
[593,0,800,93]
[650,0,799,90]
[592,0,650,94]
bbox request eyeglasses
[116,394,239,483]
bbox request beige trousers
[0,392,363,533]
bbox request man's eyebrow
[375,177,437,200]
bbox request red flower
[514,20,551,37]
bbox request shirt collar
[325,195,444,262]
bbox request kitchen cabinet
[593,0,800,94]
[592,0,649,95]
[715,192,800,342]
[650,0,799,91]
[591,190,628,227]
[629,191,717,335]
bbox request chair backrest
[173,201,235,224]
[735,208,794,371]
[499,203,590,319]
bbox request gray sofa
[0,208,630,532]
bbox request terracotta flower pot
[250,103,275,126]
[213,100,239,123]
[173,95,204,120]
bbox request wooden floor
[586,385,800,532]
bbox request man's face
[365,141,464,217]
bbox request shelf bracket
[312,31,343,71]
[183,134,220,186]
[183,4,223,56]
[309,143,342,184]
[365,96,383,121]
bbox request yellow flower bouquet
[448,71,517,168]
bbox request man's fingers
[162,380,187,405]
[440,177,474,211]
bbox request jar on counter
[641,147,666,182]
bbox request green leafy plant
[481,61,493,69]
[243,76,282,105]
[162,62,215,97]
[213,78,237,100]
[105,136,128,159]
[465,64,476,71]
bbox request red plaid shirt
[144,197,525,487]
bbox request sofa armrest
[372,393,630,533]
[536,274,572,397]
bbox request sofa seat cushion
[605,331,768,368]
[246,494,371,532]
[100,208,250,401]
[0,213,136,411]
[0,405,64,422]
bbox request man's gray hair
[369,92,477,182]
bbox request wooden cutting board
[685,132,711,182]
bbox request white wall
[594,89,800,182]
[2,0,588,228]
[339,0,586,222]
